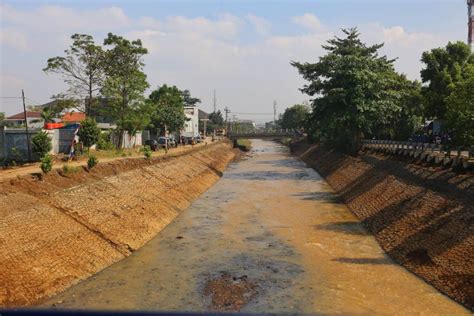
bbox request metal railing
[361,139,474,169]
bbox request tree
[44,34,105,116]
[370,74,424,140]
[182,89,201,107]
[292,28,404,150]
[77,118,101,152]
[279,104,310,130]
[420,41,474,120]
[0,112,5,122]
[31,131,52,158]
[206,110,225,134]
[445,64,474,146]
[148,85,186,135]
[101,33,149,147]
[41,108,55,123]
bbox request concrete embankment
[0,141,235,307]
[290,139,474,310]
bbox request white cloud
[359,23,448,78]
[0,4,131,32]
[161,14,242,39]
[246,14,271,36]
[0,28,29,51]
[0,4,451,117]
[292,13,323,32]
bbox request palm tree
[41,108,55,123]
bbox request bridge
[228,130,300,139]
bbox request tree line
[280,28,473,151]
[41,33,225,147]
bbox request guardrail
[361,139,474,170]
[228,130,299,139]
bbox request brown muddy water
[43,140,468,314]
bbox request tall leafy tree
[292,28,403,150]
[445,64,474,146]
[420,41,474,120]
[207,110,225,133]
[371,74,424,140]
[43,34,105,116]
[182,89,201,107]
[278,104,310,130]
[0,112,5,122]
[101,33,149,146]
[148,85,187,135]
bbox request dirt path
[42,140,468,313]
[0,141,212,181]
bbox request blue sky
[0,0,469,121]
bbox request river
[44,139,468,314]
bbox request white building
[183,106,199,137]
[4,111,44,128]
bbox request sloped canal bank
[43,140,468,314]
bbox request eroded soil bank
[41,140,467,314]
[290,139,474,310]
[0,141,235,306]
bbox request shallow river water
[44,140,468,314]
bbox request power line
[25,97,48,105]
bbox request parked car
[157,137,168,149]
[168,137,178,148]
[145,139,158,151]
[157,137,178,149]
[186,136,195,145]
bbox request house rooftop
[6,111,42,120]
[62,112,86,122]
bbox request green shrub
[40,154,53,174]
[141,145,152,160]
[236,139,252,151]
[62,163,79,174]
[9,147,22,165]
[32,131,52,158]
[87,155,98,169]
[77,118,101,152]
[96,132,115,150]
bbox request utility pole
[273,100,277,125]
[468,0,473,47]
[224,107,230,133]
[213,90,217,113]
[22,89,31,162]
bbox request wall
[0,127,41,162]
[290,140,473,310]
[0,142,235,306]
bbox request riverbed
[44,139,468,313]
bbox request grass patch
[235,139,252,151]
[62,164,79,175]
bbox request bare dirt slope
[0,142,235,307]
[290,140,474,310]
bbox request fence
[361,139,474,170]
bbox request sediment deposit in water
[0,142,235,306]
[290,139,474,310]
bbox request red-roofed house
[61,112,86,124]
[5,111,44,128]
